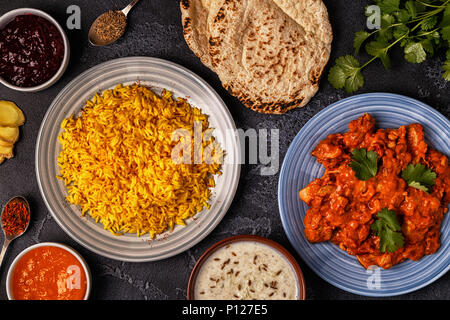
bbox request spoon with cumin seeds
[88,0,141,46]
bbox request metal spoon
[0,196,30,270]
[88,0,141,46]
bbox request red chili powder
[1,198,30,236]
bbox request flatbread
[180,0,332,114]
[180,0,215,69]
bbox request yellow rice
[57,84,223,237]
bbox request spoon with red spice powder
[0,196,30,270]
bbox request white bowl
[0,8,70,92]
[6,242,91,300]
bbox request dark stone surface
[0,0,448,300]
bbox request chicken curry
[299,114,449,269]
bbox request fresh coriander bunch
[329,0,450,93]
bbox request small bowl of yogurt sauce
[187,235,306,300]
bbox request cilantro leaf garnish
[401,163,437,192]
[349,148,378,180]
[371,208,405,253]
[379,227,405,253]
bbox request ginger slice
[0,100,25,127]
[0,126,19,144]
[0,139,13,147]
[0,101,24,164]
[0,144,13,162]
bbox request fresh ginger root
[0,100,24,164]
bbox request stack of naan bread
[180,0,332,114]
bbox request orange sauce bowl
[6,242,91,300]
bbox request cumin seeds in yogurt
[194,241,298,300]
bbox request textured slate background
[0,0,448,300]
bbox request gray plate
[36,57,241,262]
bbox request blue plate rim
[278,92,450,297]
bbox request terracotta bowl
[187,235,306,300]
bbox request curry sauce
[299,114,449,269]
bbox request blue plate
[278,93,450,297]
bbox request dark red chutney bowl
[0,8,70,92]
[187,235,306,300]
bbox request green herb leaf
[404,42,427,63]
[440,3,450,28]
[395,9,411,23]
[365,40,392,69]
[328,64,346,89]
[443,60,450,81]
[441,25,450,41]
[377,14,396,41]
[377,208,402,232]
[380,228,405,253]
[378,0,400,14]
[344,70,365,93]
[349,148,379,180]
[354,31,371,54]
[328,55,364,93]
[400,38,413,48]
[421,16,438,31]
[420,38,435,55]
[423,30,441,45]
[371,208,405,253]
[405,0,417,18]
[408,181,429,192]
[365,40,387,56]
[401,163,437,192]
[393,24,410,39]
[328,0,450,92]
[414,1,427,14]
